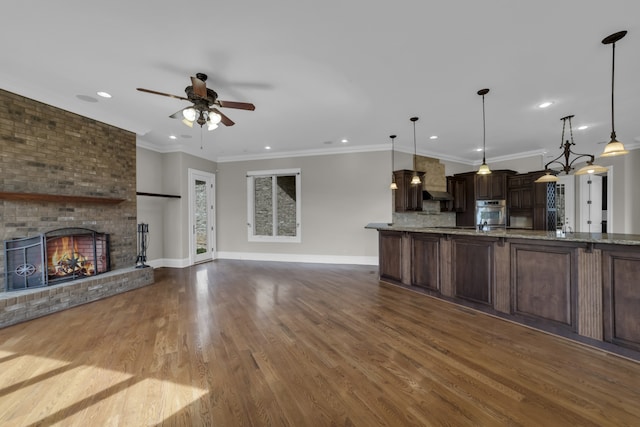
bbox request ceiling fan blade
[212,108,235,126]
[217,100,256,111]
[191,76,207,99]
[169,108,187,119]
[137,88,189,101]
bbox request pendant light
[535,115,607,183]
[600,30,629,157]
[410,117,421,185]
[389,134,398,190]
[476,89,492,175]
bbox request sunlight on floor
[0,352,207,426]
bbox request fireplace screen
[4,228,110,291]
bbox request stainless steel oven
[476,200,506,229]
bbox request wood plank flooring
[0,260,639,426]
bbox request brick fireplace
[0,89,154,326]
[4,228,110,291]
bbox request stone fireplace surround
[0,89,155,327]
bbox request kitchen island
[366,224,640,356]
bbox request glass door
[189,169,215,264]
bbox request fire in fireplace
[4,228,110,291]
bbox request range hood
[422,190,454,201]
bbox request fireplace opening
[4,228,110,291]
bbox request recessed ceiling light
[265,146,271,150]
[430,135,438,140]
[97,91,112,98]
[577,125,588,130]
[169,135,177,140]
[341,139,348,143]
[538,101,553,109]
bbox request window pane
[276,175,297,236]
[195,179,208,254]
[254,176,273,236]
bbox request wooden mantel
[0,191,126,204]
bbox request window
[247,168,301,242]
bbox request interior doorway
[189,169,216,264]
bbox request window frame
[247,168,301,243]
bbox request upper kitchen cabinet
[393,169,425,212]
[475,170,516,200]
[446,176,467,212]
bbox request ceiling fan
[137,73,255,130]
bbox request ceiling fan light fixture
[207,121,219,131]
[181,118,194,128]
[209,112,222,125]
[182,107,197,122]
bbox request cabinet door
[411,233,439,291]
[447,177,467,212]
[475,174,490,200]
[490,173,507,200]
[379,231,403,282]
[452,237,493,305]
[508,188,521,209]
[521,188,533,209]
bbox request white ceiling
[2,1,639,165]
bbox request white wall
[136,147,217,266]
[216,151,391,264]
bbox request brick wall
[0,89,137,292]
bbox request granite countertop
[365,223,640,246]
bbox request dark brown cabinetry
[507,175,533,210]
[379,231,403,282]
[476,171,513,200]
[446,176,467,212]
[452,237,493,305]
[448,170,515,227]
[410,233,440,291]
[393,169,425,212]
[601,245,640,352]
[507,171,556,230]
[510,239,576,328]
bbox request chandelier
[535,115,607,183]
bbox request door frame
[188,168,216,265]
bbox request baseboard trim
[217,252,378,266]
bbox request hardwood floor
[0,260,639,426]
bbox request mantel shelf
[0,192,126,204]
[136,192,181,199]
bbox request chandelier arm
[567,153,595,168]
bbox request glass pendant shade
[477,162,492,175]
[575,163,609,175]
[410,174,422,185]
[535,172,559,183]
[181,118,194,128]
[600,139,628,157]
[390,182,398,190]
